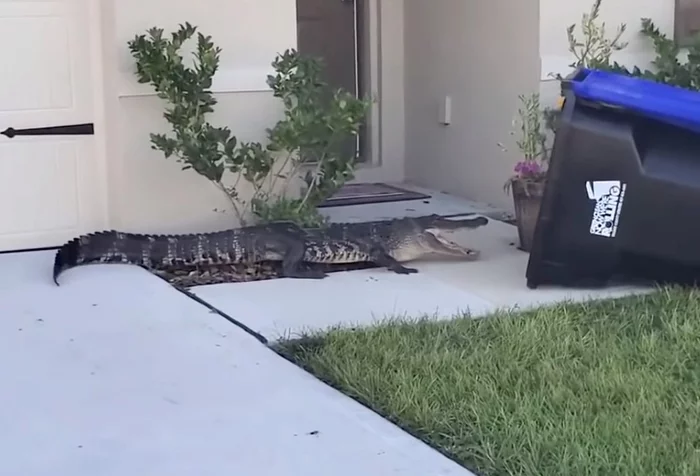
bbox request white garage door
[0,0,105,251]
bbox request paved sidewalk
[191,218,651,342]
[0,250,473,476]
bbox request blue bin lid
[570,68,700,133]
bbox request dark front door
[296,0,367,162]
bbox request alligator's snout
[423,228,480,259]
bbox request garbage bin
[526,68,700,289]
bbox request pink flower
[513,160,542,177]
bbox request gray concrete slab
[416,218,654,311]
[0,250,474,476]
[191,212,651,342]
[191,268,496,341]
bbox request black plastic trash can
[526,68,700,289]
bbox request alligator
[52,214,488,284]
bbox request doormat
[318,183,431,208]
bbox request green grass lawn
[274,287,700,476]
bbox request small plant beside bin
[500,93,551,252]
[500,0,630,251]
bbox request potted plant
[501,92,551,252]
[497,0,638,252]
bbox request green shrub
[127,23,372,226]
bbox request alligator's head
[388,214,488,261]
[418,227,481,259]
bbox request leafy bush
[256,49,372,226]
[549,3,700,133]
[542,0,631,134]
[612,19,700,90]
[127,23,371,227]
[561,0,629,73]
[559,0,700,89]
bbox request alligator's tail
[52,230,179,285]
[52,228,258,285]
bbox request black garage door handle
[1,123,94,139]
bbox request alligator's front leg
[280,238,327,279]
[369,246,418,275]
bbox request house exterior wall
[402,0,541,211]
[402,0,677,212]
[95,0,408,234]
[538,0,676,104]
[97,0,296,234]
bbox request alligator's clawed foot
[390,265,419,275]
[368,247,419,275]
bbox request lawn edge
[269,336,485,476]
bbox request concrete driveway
[0,250,472,476]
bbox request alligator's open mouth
[425,228,481,259]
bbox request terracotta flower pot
[511,179,546,252]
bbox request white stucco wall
[95,0,407,233]
[100,0,295,233]
[402,0,541,211]
[539,0,676,104]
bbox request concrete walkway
[190,218,652,342]
[0,250,472,476]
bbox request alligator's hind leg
[369,246,418,275]
[280,239,327,279]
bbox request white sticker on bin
[586,180,626,238]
